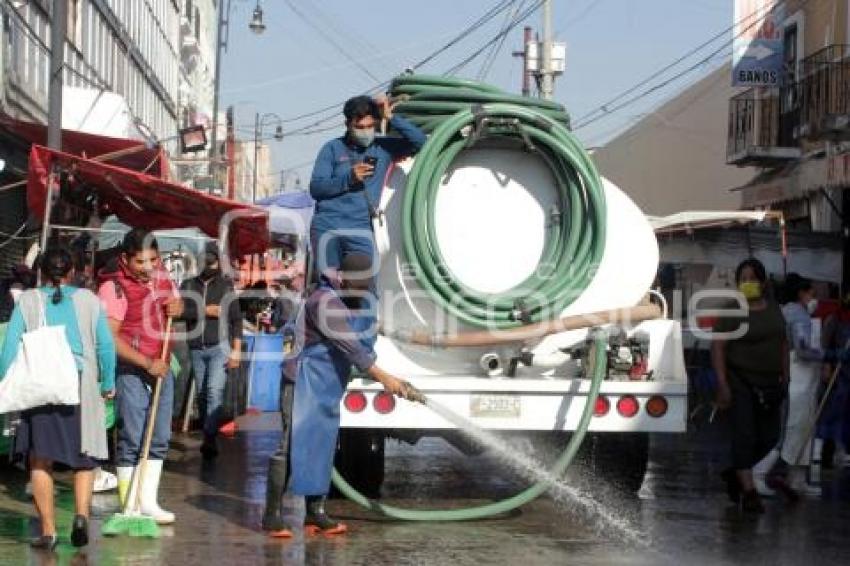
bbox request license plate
[470,395,521,418]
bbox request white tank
[371,146,659,378]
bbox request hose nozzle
[401,381,428,405]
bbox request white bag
[0,293,80,413]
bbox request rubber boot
[304,495,347,536]
[261,455,293,538]
[139,460,175,525]
[116,466,135,509]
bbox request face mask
[739,281,762,301]
[806,298,818,315]
[351,127,375,148]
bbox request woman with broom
[0,246,116,550]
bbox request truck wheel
[333,429,385,499]
[590,432,649,494]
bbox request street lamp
[253,112,284,203]
[210,0,269,188]
[249,2,266,34]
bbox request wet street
[1,413,849,566]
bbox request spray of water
[425,398,648,546]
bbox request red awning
[27,145,268,255]
[1,116,168,178]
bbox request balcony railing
[798,45,850,140]
[727,88,801,165]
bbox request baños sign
[732,0,785,87]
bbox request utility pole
[47,0,67,149]
[540,0,554,100]
[210,0,231,190]
[40,0,67,268]
[512,26,533,97]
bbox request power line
[444,0,545,77]
[477,0,527,81]
[572,0,791,129]
[283,0,383,84]
[270,0,521,130]
[298,1,394,74]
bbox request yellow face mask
[739,281,762,301]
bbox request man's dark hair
[122,228,159,256]
[343,96,379,124]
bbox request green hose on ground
[331,75,608,520]
[331,331,608,521]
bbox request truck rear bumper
[340,378,687,433]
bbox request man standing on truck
[180,242,243,460]
[261,253,421,538]
[309,94,426,273]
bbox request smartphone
[364,156,378,167]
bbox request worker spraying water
[262,253,423,538]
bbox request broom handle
[792,336,850,466]
[127,316,173,513]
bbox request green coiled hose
[390,75,606,329]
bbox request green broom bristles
[102,512,160,538]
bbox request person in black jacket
[180,242,242,459]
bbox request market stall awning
[1,116,167,178]
[648,210,780,235]
[27,145,268,255]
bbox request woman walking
[712,258,789,513]
[0,247,116,549]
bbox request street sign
[732,0,785,87]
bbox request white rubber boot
[139,460,175,525]
[116,466,136,509]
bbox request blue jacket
[309,115,427,231]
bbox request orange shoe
[304,522,348,537]
[268,528,294,539]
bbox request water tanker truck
[324,75,687,510]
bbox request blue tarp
[256,191,314,237]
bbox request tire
[590,432,649,494]
[333,429,385,499]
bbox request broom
[102,317,173,538]
[792,338,850,467]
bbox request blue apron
[289,297,375,496]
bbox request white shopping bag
[0,295,80,413]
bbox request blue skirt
[14,404,99,471]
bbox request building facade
[726,0,848,238]
[594,64,752,216]
[174,0,217,188]
[232,139,273,203]
[1,0,182,144]
[0,0,218,270]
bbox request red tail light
[343,391,367,413]
[373,392,396,414]
[645,395,668,418]
[593,396,610,417]
[616,395,640,418]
